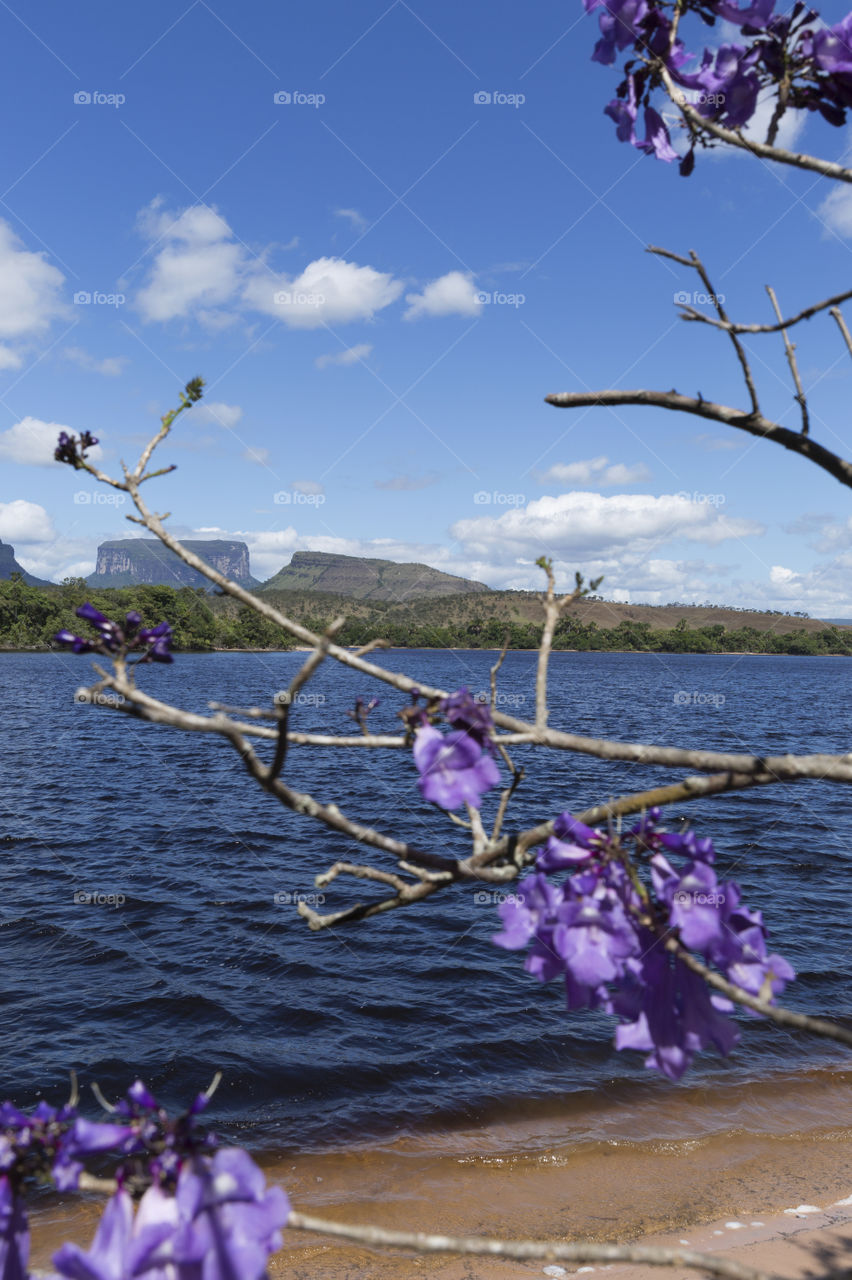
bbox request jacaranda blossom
[413,725,500,810]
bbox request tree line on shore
[2,575,850,656]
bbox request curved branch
[544,389,852,489]
[659,63,852,185]
[285,1212,778,1280]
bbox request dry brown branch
[676,286,852,335]
[544,388,852,489]
[659,62,852,184]
[831,305,852,360]
[766,285,808,435]
[285,1211,779,1280]
[650,246,760,414]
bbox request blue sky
[3,0,852,614]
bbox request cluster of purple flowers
[411,687,501,810]
[54,431,99,469]
[584,0,852,170]
[55,604,174,664]
[493,809,794,1079]
[0,1082,289,1280]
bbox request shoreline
[28,1065,852,1279]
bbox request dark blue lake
[1,649,850,1153]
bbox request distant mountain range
[1,538,850,630]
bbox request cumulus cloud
[135,201,244,323]
[245,257,402,328]
[292,479,325,495]
[450,492,762,562]
[404,271,482,320]
[0,499,55,544]
[0,221,67,343]
[0,347,23,370]
[192,401,243,430]
[63,347,128,377]
[315,343,373,369]
[535,456,652,487]
[0,417,103,467]
[817,183,852,238]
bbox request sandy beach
[27,1065,852,1280]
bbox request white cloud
[0,499,55,544]
[0,347,22,370]
[335,207,369,234]
[315,343,373,369]
[536,456,652,487]
[0,221,66,343]
[450,492,763,562]
[292,479,324,495]
[0,417,103,467]
[245,256,402,328]
[817,183,852,238]
[404,271,482,320]
[63,347,128,377]
[193,401,243,430]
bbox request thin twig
[545,388,852,490]
[767,285,808,435]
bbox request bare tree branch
[766,285,808,435]
[285,1212,779,1280]
[544,388,852,490]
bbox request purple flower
[813,14,852,73]
[592,0,649,66]
[54,1119,135,1192]
[673,44,761,127]
[413,725,500,810]
[55,609,174,664]
[54,1150,289,1280]
[137,622,174,664]
[440,687,496,751]
[709,0,775,26]
[0,1177,28,1280]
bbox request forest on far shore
[2,574,851,656]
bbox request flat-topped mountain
[0,540,50,587]
[260,551,491,600]
[89,539,259,590]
